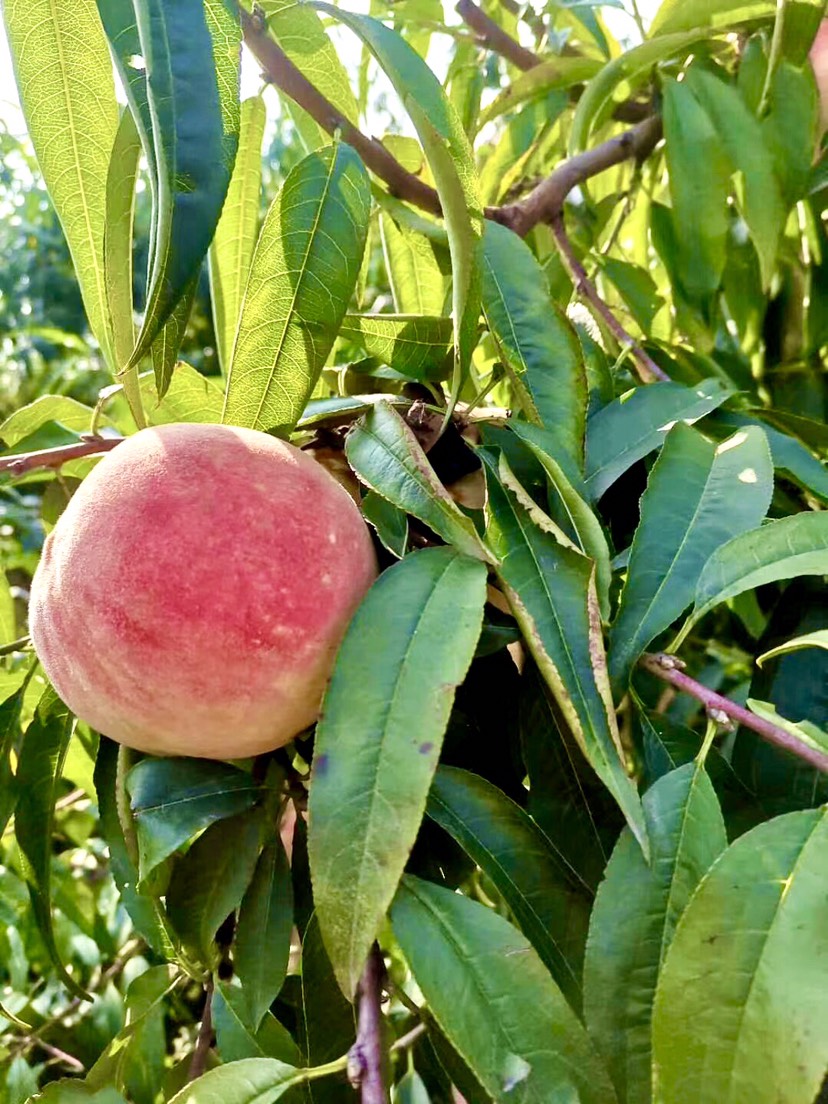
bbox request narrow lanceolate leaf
[427,766,592,1010]
[166,810,263,964]
[223,144,371,435]
[379,213,447,316]
[584,378,732,499]
[0,685,26,838]
[317,6,482,403]
[483,452,648,855]
[308,548,487,996]
[166,1059,301,1104]
[608,425,773,690]
[96,0,155,175]
[684,66,784,288]
[151,278,197,401]
[649,0,776,36]
[337,314,453,382]
[345,402,494,563]
[510,420,612,618]
[477,56,603,128]
[127,758,263,879]
[758,629,828,667]
[482,222,587,477]
[128,0,240,367]
[212,982,303,1066]
[209,96,267,375]
[653,807,828,1104]
[15,685,87,998]
[392,876,618,1104]
[662,78,731,301]
[235,837,294,1029]
[104,108,141,371]
[685,512,828,635]
[3,0,119,367]
[584,764,727,1104]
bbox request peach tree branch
[0,436,123,477]
[456,0,541,70]
[640,653,828,774]
[349,944,388,1104]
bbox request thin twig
[391,1022,427,1053]
[640,653,828,774]
[498,0,547,43]
[348,945,388,1104]
[549,214,668,383]
[37,1040,85,1073]
[494,114,663,236]
[0,436,123,477]
[240,6,442,217]
[187,978,215,1083]
[456,0,540,70]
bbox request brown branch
[241,7,442,217]
[187,979,215,1083]
[548,213,668,383]
[348,945,388,1104]
[495,114,663,236]
[497,0,547,43]
[0,436,123,476]
[640,653,828,774]
[456,0,541,70]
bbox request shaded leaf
[478,56,603,128]
[308,548,487,995]
[609,424,773,689]
[345,402,493,563]
[427,765,591,1010]
[127,758,262,879]
[223,143,370,434]
[212,982,303,1066]
[392,875,618,1104]
[142,362,225,425]
[361,491,408,558]
[235,836,295,1028]
[584,764,727,1104]
[379,213,447,316]
[650,0,776,36]
[298,912,357,1075]
[653,807,828,1104]
[338,314,453,381]
[758,629,828,666]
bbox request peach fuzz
[29,423,378,758]
[811,19,828,133]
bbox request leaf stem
[640,653,828,773]
[758,0,787,118]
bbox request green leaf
[661,78,731,301]
[758,629,828,666]
[763,61,818,206]
[345,402,494,563]
[235,836,294,1028]
[212,982,303,1066]
[0,686,25,838]
[481,222,587,476]
[104,107,141,372]
[483,451,648,855]
[426,766,591,1010]
[316,6,481,405]
[509,420,612,618]
[686,512,828,633]
[93,739,177,958]
[362,491,409,559]
[128,0,239,367]
[127,758,263,879]
[167,810,263,964]
[298,912,357,1071]
[223,143,370,434]
[261,0,359,127]
[710,409,828,503]
[608,424,773,689]
[209,95,267,375]
[297,394,410,429]
[477,56,603,129]
[379,213,447,316]
[96,0,155,175]
[650,0,776,36]
[166,1059,301,1104]
[0,577,15,650]
[396,1070,431,1104]
[391,876,618,1104]
[15,684,87,997]
[35,1083,128,1104]
[308,547,487,995]
[652,807,828,1104]
[584,763,727,1104]
[745,699,828,756]
[0,396,102,447]
[584,378,732,499]
[337,314,453,381]
[600,258,664,334]
[142,362,225,425]
[3,0,119,368]
[684,66,785,287]
[151,279,197,402]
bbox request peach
[29,423,377,759]
[810,20,828,133]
